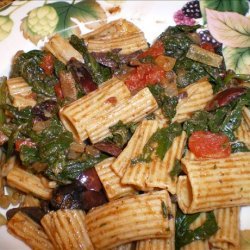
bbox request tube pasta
[82,19,142,40]
[113,242,135,250]
[177,152,250,213]
[112,120,158,177]
[7,211,54,250]
[41,209,94,250]
[60,77,131,142]
[146,131,187,194]
[7,77,36,108]
[85,190,174,249]
[86,88,158,144]
[87,32,148,55]
[136,238,174,250]
[209,207,240,250]
[7,167,52,200]
[173,81,213,123]
[235,107,250,148]
[181,240,210,250]
[95,157,136,200]
[45,34,83,64]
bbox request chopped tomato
[201,42,215,53]
[125,63,165,93]
[189,131,231,159]
[54,82,64,99]
[138,40,164,59]
[15,139,36,152]
[40,53,54,75]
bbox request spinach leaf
[70,35,111,85]
[46,153,107,183]
[11,50,58,97]
[170,159,182,178]
[137,122,182,162]
[175,208,218,250]
[149,84,178,120]
[231,141,250,153]
[20,146,39,166]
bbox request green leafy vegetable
[170,159,182,178]
[70,35,111,84]
[149,84,178,120]
[231,141,250,153]
[136,123,182,162]
[161,201,168,219]
[20,146,39,166]
[11,50,58,97]
[175,208,218,250]
[200,0,249,23]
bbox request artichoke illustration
[21,5,59,44]
[0,15,13,41]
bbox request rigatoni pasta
[85,190,174,249]
[95,157,136,200]
[60,77,131,142]
[86,87,158,143]
[41,209,94,250]
[7,211,54,250]
[177,152,250,213]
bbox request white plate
[0,1,249,249]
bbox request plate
[0,1,249,249]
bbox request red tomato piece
[15,139,36,152]
[201,42,215,53]
[188,131,231,159]
[125,63,165,93]
[138,40,164,59]
[54,83,64,99]
[40,53,54,75]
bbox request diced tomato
[138,40,164,59]
[54,83,64,99]
[201,42,215,53]
[188,131,231,159]
[40,53,54,75]
[15,139,36,152]
[125,63,165,93]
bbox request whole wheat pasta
[112,120,158,177]
[41,209,94,250]
[45,34,83,64]
[146,131,187,194]
[173,81,213,123]
[209,207,240,250]
[85,190,174,249]
[87,32,148,55]
[95,157,136,200]
[7,77,36,108]
[243,106,250,127]
[7,211,54,250]
[82,19,142,40]
[177,152,250,213]
[7,167,52,200]
[86,87,158,144]
[136,238,174,250]
[113,242,135,250]
[60,77,131,142]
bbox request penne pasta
[173,81,213,123]
[7,167,52,200]
[7,77,36,108]
[95,157,136,200]
[209,207,240,250]
[60,77,131,142]
[177,152,250,213]
[146,131,187,194]
[7,211,54,250]
[86,87,158,144]
[85,190,174,249]
[113,242,135,250]
[181,240,210,250]
[136,238,174,250]
[41,209,94,250]
[112,120,158,178]
[45,34,83,64]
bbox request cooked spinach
[20,146,39,166]
[170,159,182,178]
[149,84,178,120]
[70,35,111,85]
[11,50,59,97]
[135,122,182,162]
[175,208,218,250]
[231,141,250,153]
